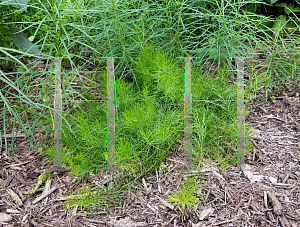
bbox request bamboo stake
[184,57,193,172]
[54,57,62,169]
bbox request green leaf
[34,188,44,193]
[277,15,287,26]
[2,0,29,12]
[9,26,43,56]
[44,170,51,183]
[81,91,91,100]
[293,7,300,13]
[273,15,287,32]
[284,3,294,15]
[271,0,278,4]
[275,3,287,7]
[245,3,261,13]
[28,36,34,42]
[30,171,46,194]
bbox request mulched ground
[1,43,300,227]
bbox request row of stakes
[51,55,251,181]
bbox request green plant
[30,170,51,194]
[217,64,229,83]
[245,71,268,100]
[167,172,204,221]
[64,183,125,214]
